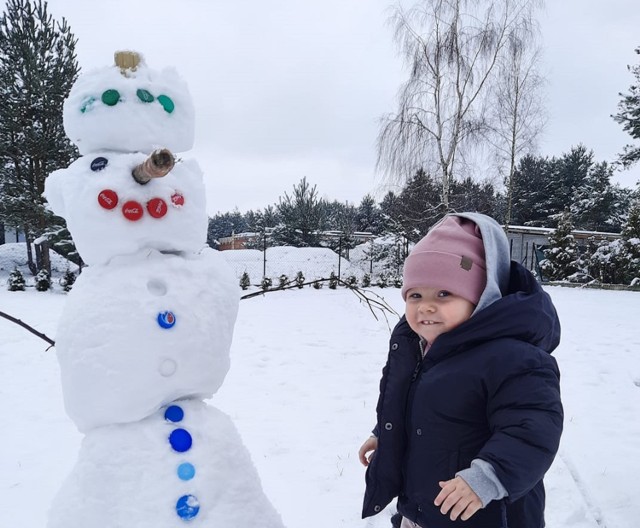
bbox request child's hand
[358,436,378,466]
[434,476,482,521]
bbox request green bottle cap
[137,89,154,103]
[101,89,121,106]
[157,95,175,114]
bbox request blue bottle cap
[91,157,108,172]
[157,311,176,329]
[164,405,184,423]
[177,462,196,481]
[176,494,200,520]
[169,428,192,452]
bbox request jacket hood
[450,212,511,314]
[432,260,561,355]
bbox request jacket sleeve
[477,350,563,502]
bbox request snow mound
[221,246,364,284]
[0,243,78,278]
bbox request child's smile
[405,286,475,344]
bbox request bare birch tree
[377,0,541,210]
[487,21,545,225]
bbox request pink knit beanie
[401,215,487,304]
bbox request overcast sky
[20,1,640,214]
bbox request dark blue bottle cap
[176,494,200,520]
[91,157,108,171]
[169,428,192,452]
[164,405,184,423]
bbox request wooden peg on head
[114,50,142,76]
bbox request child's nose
[419,300,436,312]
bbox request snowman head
[64,51,195,155]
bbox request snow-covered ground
[1,258,639,527]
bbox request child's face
[405,286,475,344]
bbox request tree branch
[0,309,55,349]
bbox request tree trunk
[25,230,37,275]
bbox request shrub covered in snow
[7,267,26,291]
[35,269,51,292]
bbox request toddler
[359,213,563,528]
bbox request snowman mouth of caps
[80,89,175,114]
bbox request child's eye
[408,292,422,299]
[437,290,452,298]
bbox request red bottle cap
[122,200,144,221]
[98,189,118,210]
[147,198,168,219]
[171,193,185,207]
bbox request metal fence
[218,234,409,287]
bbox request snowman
[44,51,285,528]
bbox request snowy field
[1,273,639,527]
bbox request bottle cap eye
[157,94,175,113]
[101,89,121,106]
[137,89,154,103]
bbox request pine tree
[239,271,251,291]
[510,154,552,226]
[356,194,383,235]
[570,161,630,232]
[60,267,76,292]
[619,201,640,283]
[7,267,26,290]
[613,46,640,168]
[540,212,580,281]
[34,268,50,291]
[272,177,326,247]
[0,0,79,274]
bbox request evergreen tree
[7,266,26,290]
[379,191,402,235]
[34,267,50,291]
[544,146,592,226]
[510,154,552,226]
[356,194,383,234]
[570,161,630,232]
[0,0,79,274]
[613,46,640,168]
[239,271,250,291]
[60,267,76,292]
[207,209,248,248]
[396,169,442,242]
[540,211,580,281]
[618,201,640,283]
[449,177,497,217]
[272,177,325,247]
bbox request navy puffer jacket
[362,262,563,528]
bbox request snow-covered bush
[35,269,51,292]
[377,273,389,288]
[295,271,305,288]
[278,274,289,289]
[261,276,273,291]
[7,267,26,291]
[60,269,77,292]
[361,273,371,287]
[328,271,338,290]
[344,275,358,288]
[587,203,640,285]
[239,271,251,290]
[540,212,583,281]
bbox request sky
[8,0,640,214]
